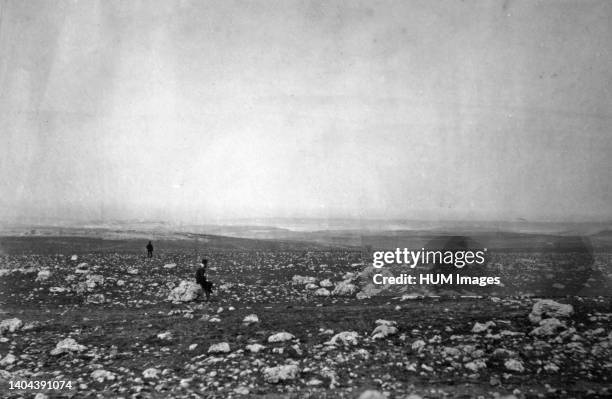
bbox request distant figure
[146,241,154,258]
[195,259,213,300]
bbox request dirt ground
[0,238,610,398]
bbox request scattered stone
[465,359,487,371]
[531,318,566,336]
[315,288,331,296]
[372,320,398,339]
[325,331,359,346]
[35,269,52,282]
[529,299,573,323]
[0,318,23,334]
[472,321,496,333]
[292,275,316,285]
[358,390,386,399]
[246,343,266,353]
[208,342,230,354]
[262,364,299,384]
[268,332,295,343]
[167,280,202,302]
[157,331,173,340]
[86,294,106,304]
[234,386,250,395]
[505,358,525,372]
[320,279,334,288]
[142,368,160,379]
[91,369,116,382]
[242,314,259,325]
[332,281,358,296]
[50,338,86,355]
[0,353,17,366]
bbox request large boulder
[50,338,86,355]
[529,299,573,323]
[262,364,299,384]
[167,281,202,302]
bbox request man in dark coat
[146,241,153,258]
[195,259,213,300]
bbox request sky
[1,0,611,224]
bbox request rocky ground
[0,248,611,398]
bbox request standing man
[146,241,154,258]
[195,259,213,300]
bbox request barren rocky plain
[0,234,611,398]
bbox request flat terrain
[0,236,611,398]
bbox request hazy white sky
[1,0,611,223]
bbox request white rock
[86,294,105,304]
[0,353,16,366]
[208,342,230,354]
[75,263,89,273]
[412,340,426,351]
[70,255,78,261]
[326,331,359,346]
[49,287,68,293]
[116,280,125,286]
[188,344,198,350]
[332,281,358,296]
[234,386,250,395]
[529,299,573,323]
[167,280,202,302]
[472,321,496,333]
[91,369,116,382]
[305,283,318,290]
[157,331,172,340]
[163,263,177,269]
[142,368,160,379]
[85,274,105,290]
[358,390,387,399]
[465,359,487,371]
[505,358,525,372]
[530,318,566,336]
[372,323,398,339]
[268,332,295,343]
[320,279,334,288]
[262,364,299,384]
[246,343,266,353]
[314,288,331,297]
[292,275,316,285]
[0,318,23,334]
[243,314,259,324]
[35,269,52,282]
[127,268,139,275]
[50,338,86,355]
